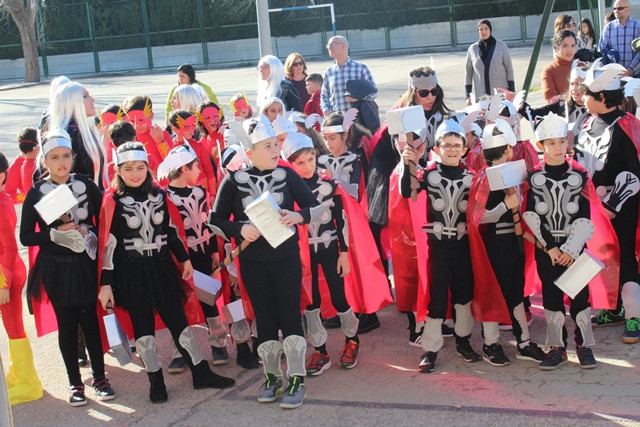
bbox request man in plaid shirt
[599,0,640,77]
[321,36,377,115]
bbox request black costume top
[210,166,319,262]
[317,152,362,201]
[302,172,348,255]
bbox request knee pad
[575,307,595,348]
[622,281,640,319]
[453,302,474,338]
[482,322,500,346]
[178,327,204,365]
[304,308,328,347]
[206,316,228,348]
[230,319,251,343]
[135,335,162,373]
[283,335,307,377]
[257,340,283,377]
[544,310,566,348]
[338,308,359,339]
[512,302,530,343]
[421,317,444,353]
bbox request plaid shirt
[320,58,377,113]
[599,18,640,76]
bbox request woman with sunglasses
[465,19,515,105]
[553,15,585,49]
[285,53,311,107]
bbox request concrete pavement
[3,46,640,426]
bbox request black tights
[52,303,105,386]
[308,250,350,313]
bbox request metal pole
[87,2,100,73]
[197,0,209,65]
[598,0,606,36]
[449,0,457,47]
[522,0,556,100]
[256,0,272,57]
[141,0,154,70]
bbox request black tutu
[27,252,98,308]
[111,247,185,312]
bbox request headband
[116,147,148,166]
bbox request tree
[0,0,41,82]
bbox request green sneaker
[591,309,625,328]
[280,375,306,409]
[257,373,283,403]
[622,318,640,344]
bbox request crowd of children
[2,47,640,414]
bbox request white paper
[486,159,527,191]
[193,270,222,306]
[103,313,132,366]
[386,105,426,135]
[244,192,294,248]
[554,249,605,299]
[223,300,246,324]
[34,184,78,225]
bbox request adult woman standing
[165,64,217,121]
[541,30,578,104]
[284,53,311,107]
[256,55,302,113]
[465,19,515,105]
[46,82,107,189]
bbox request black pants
[484,234,526,342]
[612,197,640,310]
[427,242,474,319]
[535,249,590,347]
[52,302,105,386]
[308,249,350,313]
[126,287,196,364]
[240,255,303,342]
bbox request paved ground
[3,46,640,426]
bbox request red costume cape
[467,167,516,323]
[522,159,620,309]
[298,176,392,317]
[96,187,204,344]
[387,167,428,313]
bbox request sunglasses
[416,88,438,97]
[565,21,577,27]
[292,61,304,67]
[613,6,627,10]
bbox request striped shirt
[320,58,377,113]
[599,18,640,76]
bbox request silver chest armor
[168,186,212,252]
[422,164,473,240]
[119,193,167,256]
[306,176,348,252]
[39,176,91,225]
[317,153,359,200]
[528,164,585,242]
[574,118,617,180]
[567,105,589,131]
[235,168,287,208]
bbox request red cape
[298,176,392,317]
[96,187,205,344]
[522,159,620,309]
[467,167,514,323]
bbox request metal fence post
[140,0,153,70]
[197,0,209,66]
[520,15,527,41]
[87,2,100,73]
[449,0,457,47]
[36,6,48,78]
[522,0,556,99]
